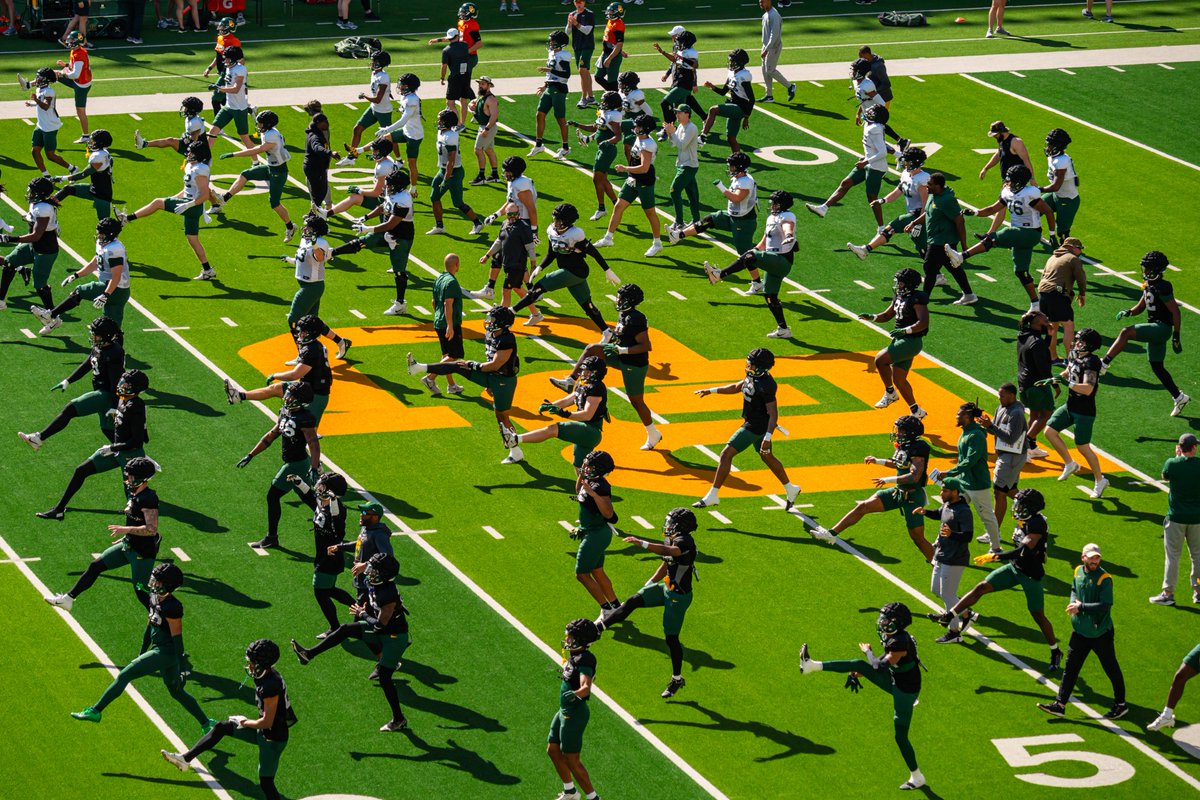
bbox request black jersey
[741,374,777,435]
[366,580,409,635]
[147,592,182,649]
[894,290,928,337]
[882,630,921,694]
[278,407,317,463]
[91,342,125,393]
[313,499,348,574]
[255,670,296,742]
[1145,279,1176,326]
[123,487,161,558]
[112,397,147,452]
[1065,352,1101,417]
[485,329,520,377]
[559,649,597,709]
[614,309,648,367]
[574,379,608,430]
[663,530,697,594]
[1016,329,1052,391]
[298,342,332,397]
[1009,513,1049,580]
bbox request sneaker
[848,243,869,261]
[380,717,409,732]
[486,173,501,183]
[17,73,30,90]
[747,279,764,295]
[995,26,1010,35]
[944,243,965,268]
[811,526,835,543]
[249,536,279,549]
[420,375,441,396]
[1092,477,1109,499]
[936,630,962,644]
[38,317,63,336]
[1172,393,1191,417]
[290,639,311,665]
[641,429,663,451]
[798,642,816,672]
[383,300,407,316]
[523,311,545,326]
[927,612,950,626]
[223,378,242,405]
[554,147,571,160]
[193,267,216,281]
[46,592,74,611]
[1058,461,1080,481]
[527,144,546,157]
[912,406,927,420]
[766,326,792,339]
[161,750,190,772]
[469,220,485,235]
[406,352,420,376]
[1081,8,1093,17]
[976,534,993,543]
[71,706,101,722]
[1104,703,1129,720]
[691,495,718,509]
[874,390,899,409]
[499,423,518,450]
[447,383,465,395]
[1037,700,1065,717]
[1028,446,1049,458]
[335,155,357,166]
[589,208,607,221]
[35,508,65,521]
[315,629,334,640]
[549,376,576,393]
[900,777,926,791]
[760,95,775,104]
[1049,647,1063,673]
[425,225,446,235]
[667,226,682,244]
[336,19,358,30]
[367,666,381,681]
[787,83,797,102]
[1149,592,1176,606]
[30,305,53,324]
[469,174,487,186]
[644,240,662,258]
[805,203,827,218]
[703,261,722,284]
[18,431,43,451]
[501,446,524,465]
[1102,14,1113,22]
[499,1,507,8]
[661,677,686,698]
[1148,711,1176,731]
[952,293,978,306]
[285,224,299,243]
[593,233,614,248]
[126,37,144,44]
[474,286,495,300]
[336,338,352,360]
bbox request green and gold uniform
[1135,277,1178,362]
[549,648,596,753]
[727,372,776,454]
[296,342,332,425]
[559,377,608,467]
[272,406,317,492]
[467,328,520,413]
[607,307,649,396]
[636,527,697,636]
[96,486,161,597]
[66,337,124,435]
[89,395,147,473]
[887,289,928,370]
[985,512,1049,611]
[574,475,613,573]
[875,435,930,530]
[1047,350,1100,446]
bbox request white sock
[645,423,658,434]
[562,782,576,794]
[784,481,799,494]
[509,446,523,459]
[702,487,719,503]
[411,363,428,374]
[1164,706,1176,716]
[801,659,822,673]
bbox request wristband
[877,475,899,484]
[640,540,648,550]
[762,433,772,441]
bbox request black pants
[127,0,147,38]
[922,242,972,296]
[1055,629,1125,705]
[305,167,330,208]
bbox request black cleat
[661,676,686,698]
[290,639,311,666]
[1048,647,1063,674]
[36,508,65,521]
[249,536,279,549]
[1037,700,1065,717]
[1103,702,1129,720]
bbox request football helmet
[371,50,391,70]
[746,347,775,377]
[222,45,243,65]
[664,506,698,536]
[618,70,640,92]
[769,190,793,213]
[283,380,315,410]
[397,73,421,95]
[385,168,410,192]
[564,617,600,650]
[727,49,749,71]
[548,30,569,51]
[301,212,328,240]
[890,414,924,445]
[34,67,56,87]
[580,449,616,480]
[600,90,622,111]
[1005,163,1033,192]
[316,471,348,498]
[863,104,889,125]
[604,2,625,20]
[677,30,697,49]
[1141,250,1169,282]
[1044,127,1071,157]
[87,129,113,151]
[180,96,204,118]
[552,202,579,228]
[877,601,913,637]
[850,58,871,80]
[293,314,323,345]
[89,315,121,346]
[123,456,157,490]
[185,140,211,163]
[899,147,927,171]
[458,2,478,19]
[64,31,85,47]
[365,552,400,585]
[579,355,608,382]
[1073,327,1101,354]
[486,305,515,332]
[96,217,122,245]
[369,138,392,162]
[245,638,281,679]
[117,369,149,398]
[615,282,643,311]
[726,151,751,177]
[436,108,459,131]
[632,114,657,135]
[149,562,184,594]
[255,109,279,132]
[26,176,55,204]
[502,155,527,180]
[216,16,236,35]
[893,267,921,296]
[1012,488,1046,521]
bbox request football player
[1036,327,1107,497]
[161,638,295,800]
[799,603,926,791]
[655,27,705,120]
[54,31,92,142]
[291,552,412,732]
[206,46,254,150]
[282,215,348,363]
[235,380,321,549]
[1099,251,1188,418]
[593,2,626,91]
[427,110,482,234]
[70,563,217,734]
[859,268,929,417]
[211,109,295,242]
[135,96,207,155]
[1041,128,1080,240]
[19,316,124,452]
[0,176,60,312]
[703,190,797,339]
[548,283,661,450]
[376,73,425,196]
[548,618,601,799]
[500,354,610,472]
[200,17,240,114]
[699,48,755,153]
[474,203,542,324]
[288,470,355,635]
[330,139,398,217]
[52,128,113,219]
[332,168,415,317]
[806,104,891,227]
[224,317,335,425]
[848,147,929,262]
[596,507,698,700]
[932,488,1063,674]
[116,140,215,280]
[338,49,392,164]
[945,164,1055,310]
[566,89,623,221]
[529,30,573,159]
[594,114,662,257]
[32,217,128,335]
[849,57,908,148]
[26,67,74,176]
[931,402,1002,552]
[468,75,501,185]
[480,155,538,234]
[691,348,801,510]
[615,70,650,162]
[44,456,160,612]
[408,306,523,463]
[569,450,622,613]
[1146,642,1200,732]
[668,152,761,290]
[511,202,618,334]
[811,415,933,560]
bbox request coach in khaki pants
[1151,433,1200,606]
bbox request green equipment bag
[878,11,927,27]
[333,37,383,58]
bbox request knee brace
[880,225,896,241]
[978,233,996,251]
[1015,269,1033,285]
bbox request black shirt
[741,374,777,435]
[882,630,921,694]
[278,407,317,463]
[926,496,971,566]
[124,487,162,558]
[998,135,1023,178]
[442,41,472,81]
[312,499,347,574]
[298,342,332,397]
[112,397,147,452]
[576,476,612,529]
[1145,278,1176,326]
[1065,351,1100,416]
[570,8,595,51]
[496,219,534,271]
[255,670,296,742]
[614,309,648,367]
[867,56,893,102]
[561,649,597,706]
[366,580,409,635]
[574,378,608,430]
[663,530,697,594]
[894,290,928,337]
[894,438,930,492]
[1017,329,1051,391]
[147,591,182,649]
[90,342,126,393]
[303,128,334,173]
[1007,513,1049,579]
[486,329,520,377]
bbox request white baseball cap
[446,27,460,39]
[1082,542,1102,558]
[668,25,687,37]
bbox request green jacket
[945,423,991,491]
[1070,565,1114,638]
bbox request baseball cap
[668,25,687,36]
[476,74,494,85]
[1180,433,1199,450]
[988,120,1009,136]
[1061,237,1084,250]
[358,501,385,516]
[942,476,967,493]
[1082,542,1102,558]
[447,27,460,39]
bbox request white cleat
[499,423,519,450]
[17,73,31,90]
[811,526,836,543]
[952,292,978,306]
[553,147,571,160]
[501,446,524,465]
[1027,446,1049,458]
[703,261,722,285]
[523,311,545,326]
[549,376,576,393]
[874,390,899,409]
[593,233,614,248]
[406,353,420,376]
[644,240,663,258]
[474,286,496,301]
[943,243,964,268]
[527,144,546,157]
[747,279,764,295]
[38,317,63,336]
[1092,477,1110,499]
[447,383,465,395]
[900,775,926,791]
[912,406,928,420]
[935,273,948,287]
[641,429,663,451]
[134,130,147,149]
[283,225,297,244]
[46,592,74,611]
[30,305,53,323]
[1147,712,1176,732]
[18,431,43,451]
[1172,393,1191,417]
[425,225,446,235]
[805,203,827,218]
[469,220,485,235]
[161,750,191,772]
[223,378,242,405]
[420,375,441,396]
[667,226,682,244]
[785,483,802,510]
[589,208,607,221]
[335,155,357,166]
[336,339,351,359]
[1058,461,1080,481]
[766,326,792,339]
[848,243,869,261]
[284,356,300,366]
[193,267,216,281]
[382,300,407,316]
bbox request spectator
[567,0,596,108]
[1037,237,1087,364]
[984,383,1028,526]
[174,0,201,33]
[1082,0,1113,23]
[127,0,149,44]
[759,0,795,103]
[1150,434,1200,606]
[336,0,357,30]
[61,0,87,46]
[921,476,974,644]
[987,0,1009,38]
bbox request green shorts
[60,183,112,219]
[389,133,423,159]
[361,194,382,211]
[365,629,410,670]
[713,103,747,138]
[885,334,924,371]
[240,163,289,208]
[1020,385,1055,413]
[356,108,392,131]
[312,570,342,590]
[430,165,469,210]
[88,445,144,474]
[164,197,204,236]
[748,251,793,294]
[875,486,927,530]
[3,244,58,289]
[537,86,568,119]
[536,267,592,306]
[466,370,518,413]
[74,282,131,327]
[575,525,612,574]
[212,106,249,135]
[548,703,590,753]
[289,280,324,325]
[387,235,414,274]
[1132,321,1172,362]
[888,211,926,252]
[1042,193,1080,236]
[593,141,618,174]
[100,540,157,592]
[1047,404,1095,446]
[59,76,91,108]
[70,389,118,431]
[557,420,603,467]
[612,357,648,397]
[618,178,656,208]
[708,211,758,255]
[847,166,886,195]
[32,128,60,151]
[993,226,1042,274]
[308,392,329,426]
[727,424,765,454]
[574,49,594,70]
[1184,642,1200,672]
[985,562,1045,612]
[272,458,312,492]
[662,86,695,111]
[636,581,694,636]
[596,51,622,85]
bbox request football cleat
[249,536,279,549]
[425,225,446,235]
[747,279,764,295]
[661,677,685,699]
[1048,647,1063,673]
[420,375,441,396]
[223,378,242,405]
[766,326,792,339]
[874,390,899,409]
[469,220,485,235]
[810,526,835,543]
[35,508,65,521]
[134,130,147,149]
[406,353,420,376]
[549,376,576,393]
[943,244,964,268]
[554,147,571,160]
[593,233,614,248]
[447,383,465,395]
[472,286,495,300]
[900,776,926,791]
[499,423,518,450]
[1148,592,1176,606]
[17,73,31,90]
[193,267,216,281]
[337,338,352,360]
[380,716,409,732]
[46,592,73,611]
[848,243,869,261]
[71,707,101,722]
[18,431,43,451]
[383,300,408,316]
[641,428,663,451]
[589,208,607,221]
[952,292,978,306]
[784,483,802,509]
[703,261,722,284]
[161,750,190,772]
[936,630,962,644]
[912,407,928,420]
[523,311,545,326]
[1028,446,1049,458]
[1172,393,1191,418]
[1037,701,1066,717]
[667,226,682,244]
[501,446,524,465]
[335,155,356,166]
[1092,477,1109,499]
[283,225,297,244]
[38,317,63,336]
[644,240,663,258]
[1058,461,1080,481]
[30,305,53,323]
[1147,711,1176,731]
[290,639,311,665]
[804,203,827,218]
[935,273,948,287]
[526,144,546,157]
[798,642,820,673]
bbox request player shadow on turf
[473,461,579,495]
[216,218,277,238]
[109,147,154,164]
[145,387,223,418]
[1000,33,1083,50]
[351,368,426,403]
[603,620,735,672]
[788,103,847,122]
[400,658,457,692]
[351,732,521,786]
[100,772,230,791]
[366,489,434,524]
[179,572,272,609]
[395,681,508,733]
[158,282,291,306]
[132,260,194,283]
[976,682,1155,724]
[638,699,835,762]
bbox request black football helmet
[890,414,924,445]
[458,1,478,19]
[863,104,889,125]
[293,314,323,344]
[850,58,871,80]
[26,176,55,204]
[245,638,281,679]
[149,562,184,594]
[726,151,751,177]
[579,355,608,382]
[899,147,927,171]
[877,601,913,637]
[632,114,657,135]
[1044,127,1071,157]
[96,217,122,245]
[616,282,643,312]
[117,369,149,398]
[283,380,315,410]
[769,191,793,213]
[746,347,775,377]
[580,449,616,480]
[397,73,420,95]
[502,155,526,180]
[1073,327,1101,354]
[552,202,579,228]
[727,48,749,71]
[371,50,391,70]
[365,552,400,585]
[664,506,698,536]
[564,617,600,650]
[600,90,622,111]
[1141,250,1169,282]
[180,96,204,118]
[437,109,459,131]
[87,129,113,151]
[301,212,328,240]
[222,45,243,65]
[548,30,569,50]
[677,30,697,50]
[618,70,640,92]
[1005,163,1033,192]
[185,140,211,164]
[316,471,348,498]
[385,168,410,192]
[255,109,279,132]
[893,268,921,296]
[89,316,121,346]
[123,456,157,490]
[486,305,515,332]
[34,67,56,87]
[1012,488,1046,521]
[369,139,393,162]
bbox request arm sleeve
[65,61,84,80]
[67,357,93,384]
[583,242,610,270]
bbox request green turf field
[2,14,1200,800]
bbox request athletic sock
[885,385,895,395]
[486,278,496,289]
[909,403,920,414]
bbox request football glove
[482,213,498,226]
[532,233,540,246]
[207,83,220,90]
[97,444,115,457]
[92,293,108,309]
[539,401,569,418]
[228,715,249,728]
[265,374,276,386]
[1048,231,1060,248]
[889,328,906,340]
[218,152,234,160]
[51,379,69,392]
[346,185,362,195]
[1033,377,1057,388]
[844,673,862,693]
[568,526,584,541]
[561,690,582,705]
[604,268,620,285]
[105,408,119,419]
[351,221,368,233]
[61,273,77,287]
[283,256,296,265]
[602,343,619,358]
[178,653,193,679]
[465,360,481,371]
[1174,335,1183,354]
[236,454,253,468]
[974,552,999,566]
[1115,309,1132,320]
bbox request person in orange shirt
[55,32,92,143]
[594,3,625,92]
[202,16,241,114]
[458,4,482,73]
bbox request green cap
[358,501,384,516]
[942,476,967,493]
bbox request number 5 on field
[992,734,1135,788]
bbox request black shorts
[74,0,90,14]
[1038,290,1073,323]
[446,77,475,102]
[502,266,526,291]
[437,326,464,359]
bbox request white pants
[931,562,966,611]
[965,487,1001,548]
[1163,520,1200,597]
[761,47,790,96]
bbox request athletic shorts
[748,250,792,295]
[548,703,590,753]
[32,128,60,151]
[99,540,156,592]
[59,76,91,108]
[466,369,517,412]
[594,141,618,174]
[985,562,1045,612]
[846,165,886,195]
[536,267,592,306]
[475,125,496,151]
[706,210,757,255]
[70,389,118,431]
[446,76,475,101]
[713,103,747,138]
[239,163,289,207]
[888,211,926,252]
[557,420,603,467]
[212,106,249,135]
[272,458,313,492]
[164,197,204,236]
[727,424,766,454]
[876,486,928,530]
[636,581,694,636]
[1047,404,1095,446]
[886,334,924,371]
[364,629,410,670]
[1184,642,1200,672]
[993,226,1041,274]
[537,86,568,119]
[1132,321,1172,362]
[993,452,1027,493]
[88,445,144,474]
[355,108,392,131]
[436,326,465,359]
[1020,384,1055,413]
[1038,290,1073,323]
[574,525,612,573]
[617,177,656,208]
[1042,192,1080,236]
[610,355,648,397]
[389,132,423,159]
[2,244,57,289]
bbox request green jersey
[431,271,463,331]
[577,477,612,529]
[924,187,962,246]
[1070,565,1114,638]
[1164,455,1200,524]
[560,650,596,710]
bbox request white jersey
[727,173,757,218]
[294,235,331,283]
[224,63,249,111]
[182,114,205,140]
[28,200,59,234]
[670,121,699,169]
[630,135,657,168]
[855,77,884,113]
[436,128,460,170]
[899,169,930,214]
[545,48,573,86]
[35,86,62,132]
[1047,153,1078,200]
[261,128,290,167]
[763,211,796,254]
[369,69,392,114]
[596,107,623,144]
[88,148,112,174]
[507,176,537,221]
[183,161,210,201]
[1002,185,1043,228]
[383,93,424,141]
[96,240,130,289]
[548,223,587,254]
[621,88,648,118]
[385,189,414,224]
[863,121,888,171]
[726,68,754,104]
